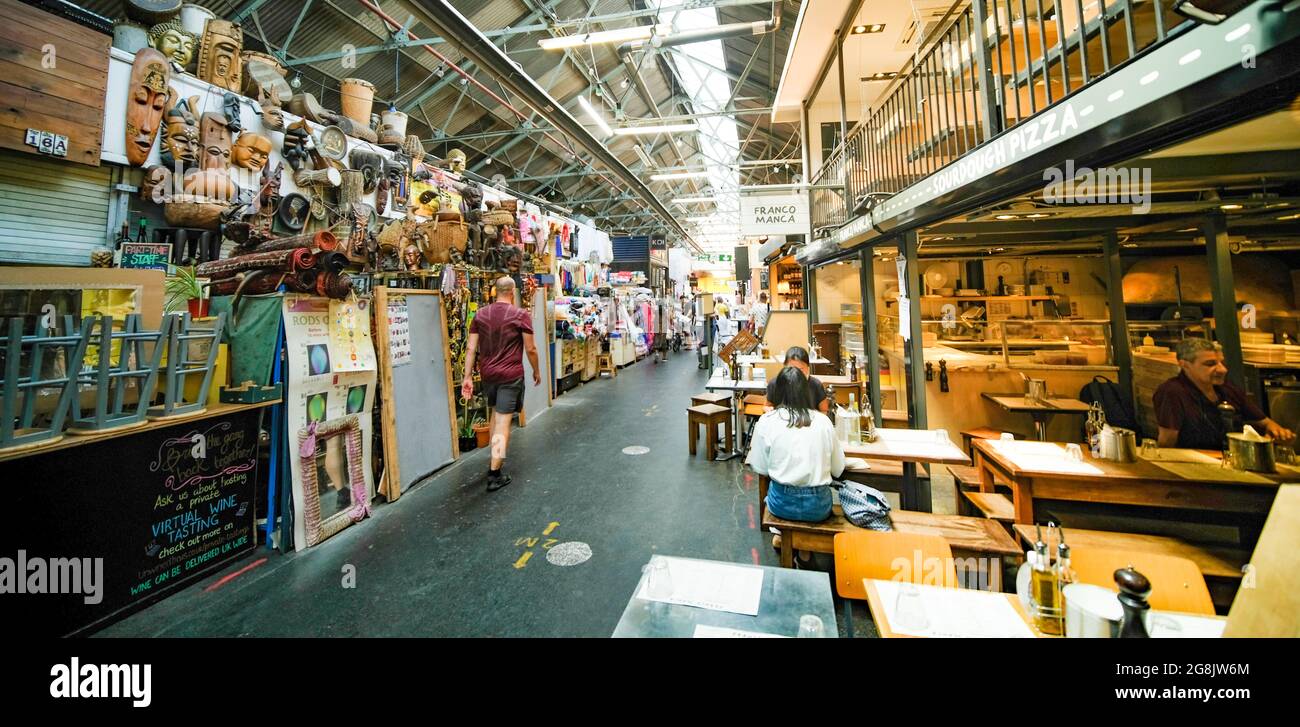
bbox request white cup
[1000,432,1015,441]
[1065,443,1083,462]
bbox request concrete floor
[99,348,877,637]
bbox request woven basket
[482,209,514,227]
[428,220,468,256]
[498,198,519,213]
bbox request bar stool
[687,403,732,460]
[597,353,617,378]
[690,391,731,408]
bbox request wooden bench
[757,467,931,523]
[763,505,1020,591]
[1011,524,1249,611]
[961,491,1015,524]
[960,427,1006,457]
[687,403,732,460]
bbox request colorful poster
[283,295,377,551]
[386,296,412,367]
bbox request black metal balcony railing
[810,0,1189,233]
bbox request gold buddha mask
[446,148,467,174]
[148,20,197,69]
[125,48,170,167]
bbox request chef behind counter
[1153,338,1295,449]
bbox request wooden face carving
[160,92,199,170]
[198,20,243,92]
[199,112,231,171]
[231,132,272,171]
[125,49,171,167]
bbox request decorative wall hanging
[241,50,291,103]
[297,414,370,547]
[258,98,285,132]
[197,19,243,92]
[278,192,309,231]
[231,132,271,171]
[339,78,375,127]
[222,91,243,135]
[316,125,348,161]
[160,92,199,170]
[147,18,196,70]
[281,120,310,171]
[125,48,170,167]
[402,134,424,162]
[287,92,330,124]
[445,148,467,174]
[348,148,382,194]
[198,111,231,170]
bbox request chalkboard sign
[3,407,261,636]
[120,241,172,271]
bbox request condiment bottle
[1030,523,1063,635]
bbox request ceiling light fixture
[612,123,700,136]
[1219,203,1244,210]
[995,214,1017,220]
[851,24,885,34]
[861,72,898,82]
[538,24,667,50]
[651,170,711,181]
[672,196,719,205]
[576,96,613,138]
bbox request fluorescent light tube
[538,25,664,50]
[672,196,718,205]
[651,170,711,181]
[576,96,613,138]
[612,123,699,136]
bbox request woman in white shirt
[746,368,845,522]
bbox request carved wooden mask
[198,19,243,92]
[231,132,272,171]
[199,112,231,171]
[160,92,199,170]
[148,20,197,69]
[125,48,171,167]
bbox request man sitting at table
[774,347,830,415]
[1153,338,1295,449]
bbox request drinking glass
[797,614,826,638]
[642,556,673,600]
[1220,450,1235,470]
[1065,443,1083,462]
[933,429,949,445]
[893,583,930,632]
[1141,438,1159,460]
[1000,432,1016,441]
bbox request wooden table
[981,393,1091,440]
[863,579,1049,638]
[973,439,1282,525]
[843,428,970,511]
[738,353,829,366]
[704,372,769,459]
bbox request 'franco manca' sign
[741,193,809,236]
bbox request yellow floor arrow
[513,551,533,570]
[543,521,559,536]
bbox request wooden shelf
[920,295,1058,302]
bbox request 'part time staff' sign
[741,193,809,236]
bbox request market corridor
[99,351,824,637]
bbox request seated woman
[747,367,846,523]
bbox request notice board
[4,406,261,636]
[374,288,457,500]
[521,287,551,426]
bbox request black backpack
[1079,375,1137,431]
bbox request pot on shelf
[458,436,477,452]
[339,78,376,127]
[473,422,491,449]
[179,3,215,38]
[187,297,210,318]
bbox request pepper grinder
[939,359,949,393]
[924,362,934,381]
[1115,567,1151,638]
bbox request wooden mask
[231,132,272,171]
[147,19,197,70]
[125,48,171,167]
[197,19,243,92]
[160,92,199,171]
[348,149,382,194]
[199,112,231,171]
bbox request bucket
[179,3,215,38]
[112,21,150,53]
[339,78,376,127]
[378,109,408,145]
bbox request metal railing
[810,0,1189,233]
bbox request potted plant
[457,409,480,452]
[165,265,208,317]
[473,418,491,449]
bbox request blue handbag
[832,480,892,531]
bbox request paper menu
[872,580,1036,638]
[986,440,1105,475]
[693,625,787,638]
[636,557,764,617]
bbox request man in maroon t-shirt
[461,277,540,491]
[1153,338,1293,449]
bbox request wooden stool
[687,403,732,460]
[598,353,616,378]
[691,392,731,408]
